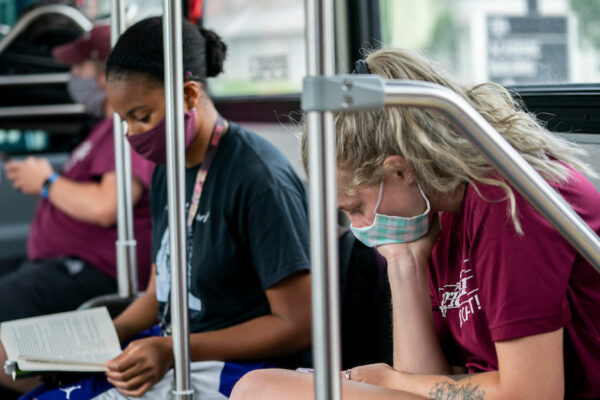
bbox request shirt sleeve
[242,185,311,290]
[468,185,574,342]
[87,129,116,178]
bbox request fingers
[3,160,19,170]
[106,345,139,373]
[5,162,28,189]
[105,352,157,397]
[4,162,21,180]
[105,341,157,381]
[6,172,18,183]
[107,367,152,390]
[108,370,155,398]
[105,362,142,382]
[104,338,171,397]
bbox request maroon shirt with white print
[27,118,155,289]
[429,165,600,399]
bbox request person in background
[16,16,312,400]
[231,48,600,400]
[0,23,155,394]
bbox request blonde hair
[301,48,592,234]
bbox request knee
[230,369,273,400]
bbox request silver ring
[345,368,351,380]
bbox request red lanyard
[186,114,227,231]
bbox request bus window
[203,0,306,96]
[379,0,600,190]
[0,129,48,154]
[75,0,163,24]
[379,0,600,86]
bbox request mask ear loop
[416,182,431,215]
[373,181,385,214]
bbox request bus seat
[339,230,393,370]
[278,230,393,371]
[77,293,141,319]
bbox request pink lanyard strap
[159,115,227,336]
[186,114,227,231]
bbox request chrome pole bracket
[301,75,386,112]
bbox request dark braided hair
[106,16,227,84]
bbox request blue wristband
[41,172,59,199]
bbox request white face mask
[67,75,106,118]
[350,181,431,247]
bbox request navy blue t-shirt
[151,122,310,333]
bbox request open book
[1,307,121,378]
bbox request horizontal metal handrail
[0,104,84,118]
[0,73,69,86]
[0,5,92,55]
[384,80,600,273]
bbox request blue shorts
[19,326,272,399]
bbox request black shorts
[0,258,116,323]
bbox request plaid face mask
[350,181,431,247]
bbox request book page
[1,307,121,371]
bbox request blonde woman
[231,48,600,400]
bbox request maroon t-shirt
[27,118,155,289]
[429,166,600,399]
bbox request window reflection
[204,0,305,96]
[380,0,600,85]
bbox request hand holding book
[1,307,121,379]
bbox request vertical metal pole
[527,0,539,15]
[334,0,349,73]
[305,0,341,399]
[111,0,138,298]
[162,0,193,398]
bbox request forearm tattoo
[428,380,486,400]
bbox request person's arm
[105,271,311,397]
[388,253,450,375]
[377,216,451,375]
[112,264,159,343]
[348,327,564,400]
[187,271,311,361]
[4,156,144,227]
[48,172,143,227]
